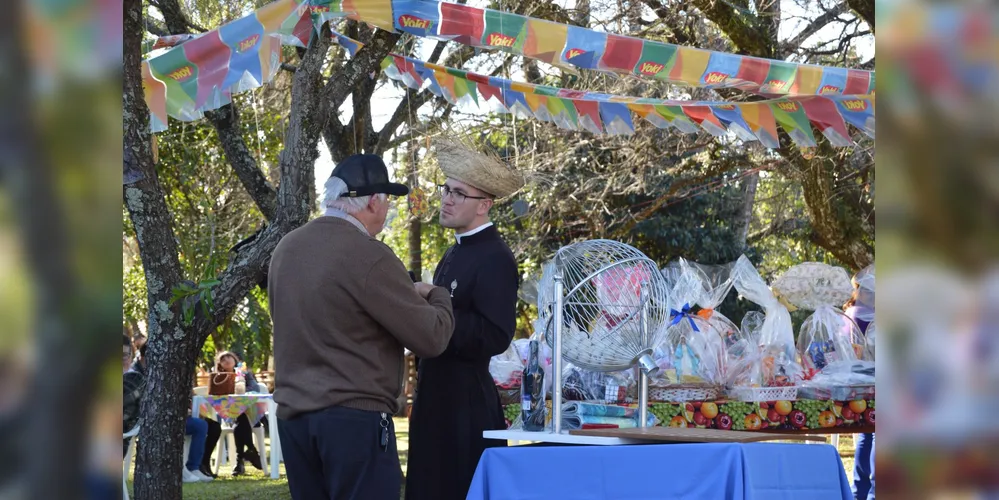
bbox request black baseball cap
[331,154,409,197]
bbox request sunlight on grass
[125,418,412,500]
[123,418,860,499]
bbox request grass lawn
[124,419,859,499]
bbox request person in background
[845,265,875,500]
[201,351,264,476]
[269,154,455,500]
[123,341,212,482]
[406,142,522,500]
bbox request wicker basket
[725,386,799,402]
[649,385,721,402]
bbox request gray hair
[322,176,386,215]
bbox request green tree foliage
[123,92,283,369]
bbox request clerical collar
[455,222,494,244]
[323,207,368,236]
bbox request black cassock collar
[454,224,499,246]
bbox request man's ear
[477,199,493,216]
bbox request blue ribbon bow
[669,303,700,332]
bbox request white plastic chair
[213,388,271,475]
[123,425,140,500]
[214,424,267,474]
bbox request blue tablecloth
[466,442,852,500]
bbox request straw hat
[434,139,525,199]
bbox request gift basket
[771,262,873,400]
[773,263,868,374]
[490,342,525,406]
[726,256,802,401]
[651,259,727,402]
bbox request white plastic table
[192,394,282,478]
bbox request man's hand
[415,282,438,299]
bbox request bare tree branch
[149,0,206,34]
[145,15,169,36]
[204,105,279,221]
[319,29,401,163]
[783,2,849,53]
[687,0,775,58]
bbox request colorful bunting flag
[562,26,606,69]
[770,100,817,147]
[393,0,439,37]
[800,97,853,147]
[141,0,876,146]
[523,18,567,65]
[482,9,526,50]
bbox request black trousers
[278,406,401,500]
[201,414,258,469]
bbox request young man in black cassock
[405,141,524,500]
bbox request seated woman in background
[202,351,265,476]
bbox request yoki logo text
[309,5,330,14]
[238,35,259,53]
[487,33,516,47]
[564,48,585,60]
[765,79,788,90]
[638,62,664,75]
[399,15,432,30]
[704,72,729,85]
[776,101,799,112]
[819,85,840,94]
[841,100,868,111]
[716,104,736,110]
[169,66,194,81]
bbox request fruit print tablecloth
[650,398,874,432]
[195,394,272,426]
[502,398,875,433]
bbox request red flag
[439,2,485,47]
[844,69,872,94]
[477,82,503,103]
[599,34,643,72]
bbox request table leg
[268,399,280,479]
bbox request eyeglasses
[437,184,490,204]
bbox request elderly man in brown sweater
[268,154,454,500]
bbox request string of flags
[141,0,875,148]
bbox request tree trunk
[124,0,194,497]
[795,153,873,271]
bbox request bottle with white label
[521,340,545,431]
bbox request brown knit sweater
[268,216,454,419]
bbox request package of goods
[489,342,524,389]
[798,360,875,400]
[560,401,658,429]
[731,256,803,387]
[649,260,729,401]
[772,262,867,379]
[561,364,636,404]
